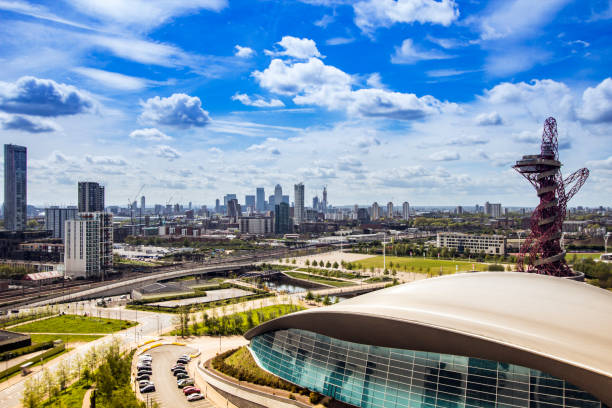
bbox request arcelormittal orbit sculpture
[513,117,589,277]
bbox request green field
[41,379,91,408]
[12,314,136,334]
[285,271,356,287]
[30,334,103,344]
[567,253,603,261]
[354,256,491,275]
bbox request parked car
[139,380,153,388]
[137,364,151,370]
[178,378,194,388]
[177,359,188,365]
[182,386,196,394]
[173,368,187,375]
[138,370,152,376]
[176,372,189,380]
[170,364,185,372]
[187,393,204,401]
[179,354,191,361]
[140,384,156,393]
[184,387,200,395]
[136,374,150,381]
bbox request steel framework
[513,117,589,276]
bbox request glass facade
[250,328,602,408]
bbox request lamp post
[605,233,611,254]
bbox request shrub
[310,392,322,404]
[487,264,505,271]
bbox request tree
[291,259,296,264]
[305,259,310,266]
[21,377,43,408]
[332,261,339,269]
[323,295,332,305]
[325,261,331,268]
[305,291,314,301]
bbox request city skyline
[0,1,611,207]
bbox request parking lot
[138,344,212,408]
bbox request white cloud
[129,128,172,141]
[85,155,127,166]
[578,78,612,123]
[476,0,571,40]
[391,39,453,64]
[447,135,488,146]
[154,145,181,161]
[0,113,58,133]
[353,0,459,33]
[253,56,454,120]
[66,0,227,30]
[265,36,323,59]
[73,67,148,90]
[426,68,477,78]
[140,93,210,128]
[429,150,460,161]
[232,93,285,108]
[366,73,385,89]
[326,37,354,46]
[234,45,255,58]
[314,14,334,28]
[475,111,503,126]
[587,156,612,170]
[90,35,188,67]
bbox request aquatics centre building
[245,272,612,408]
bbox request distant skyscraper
[485,201,502,218]
[402,202,410,220]
[256,187,265,212]
[455,205,463,215]
[78,182,105,212]
[141,196,145,211]
[268,194,275,209]
[322,186,327,212]
[371,202,380,220]
[245,195,255,211]
[387,202,394,218]
[4,144,27,231]
[215,199,220,213]
[282,195,289,205]
[313,196,319,211]
[274,184,282,208]
[227,198,241,220]
[45,206,77,239]
[294,183,304,224]
[275,202,290,234]
[224,194,237,207]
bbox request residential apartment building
[437,232,506,255]
[294,183,304,224]
[275,202,290,235]
[45,206,78,239]
[239,216,273,235]
[4,144,27,231]
[64,212,113,279]
[78,182,105,212]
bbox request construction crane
[128,184,145,226]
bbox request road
[142,344,212,408]
[0,302,175,408]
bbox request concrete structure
[256,187,265,213]
[485,201,502,218]
[322,186,327,212]
[78,181,105,212]
[239,216,273,235]
[227,199,241,220]
[44,206,77,239]
[294,183,304,224]
[0,330,31,353]
[3,144,27,231]
[246,273,612,407]
[65,212,113,279]
[275,202,290,235]
[387,201,394,219]
[371,202,380,220]
[402,201,410,220]
[437,232,506,255]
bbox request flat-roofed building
[437,231,506,255]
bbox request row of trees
[573,258,612,289]
[0,264,34,279]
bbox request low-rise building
[239,216,273,235]
[437,232,506,255]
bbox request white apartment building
[65,212,113,279]
[402,202,410,220]
[437,232,506,255]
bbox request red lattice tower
[513,117,589,277]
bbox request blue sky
[0,0,611,208]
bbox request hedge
[0,344,65,381]
[0,341,54,362]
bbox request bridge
[237,270,284,279]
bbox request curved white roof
[246,272,612,405]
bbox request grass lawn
[41,379,91,408]
[567,252,603,261]
[12,314,136,334]
[285,271,356,287]
[30,334,103,344]
[224,346,286,385]
[115,258,159,266]
[354,256,491,275]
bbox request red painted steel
[513,117,589,276]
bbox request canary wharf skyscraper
[4,144,27,231]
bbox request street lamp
[605,232,611,254]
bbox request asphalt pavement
[142,344,212,408]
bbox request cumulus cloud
[0,114,58,133]
[154,145,181,161]
[447,135,488,146]
[265,36,323,59]
[475,111,503,126]
[254,56,453,120]
[232,93,285,108]
[85,155,127,166]
[391,39,453,64]
[337,156,364,172]
[354,136,381,150]
[429,150,460,161]
[353,0,459,33]
[512,130,540,143]
[578,78,612,123]
[129,128,172,141]
[234,45,255,58]
[140,93,210,128]
[0,76,94,116]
